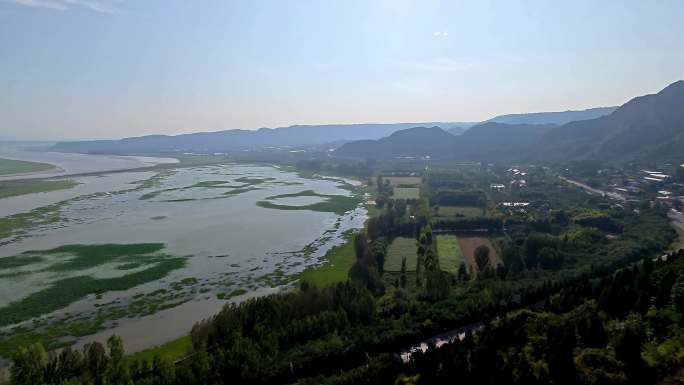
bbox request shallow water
[0,171,155,217]
[0,163,365,355]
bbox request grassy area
[127,335,192,363]
[257,190,362,215]
[434,205,484,218]
[0,179,78,199]
[436,234,464,274]
[383,176,422,186]
[391,187,420,200]
[385,237,417,272]
[0,158,55,176]
[299,231,358,287]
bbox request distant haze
[1,0,683,139]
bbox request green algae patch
[0,256,186,327]
[256,190,362,215]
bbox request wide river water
[0,151,366,360]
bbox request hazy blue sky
[1,0,683,139]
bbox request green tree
[11,343,47,385]
[104,335,130,385]
[84,342,108,385]
[354,233,369,260]
[474,245,490,272]
[400,256,407,289]
[672,274,684,313]
[457,262,469,281]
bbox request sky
[1,0,683,140]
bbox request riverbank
[0,148,179,182]
[0,158,59,177]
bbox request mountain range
[336,81,684,164]
[50,82,682,165]
[50,108,615,155]
[51,122,473,154]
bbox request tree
[367,217,380,241]
[475,245,490,272]
[416,254,423,286]
[84,342,108,385]
[400,256,407,289]
[354,233,369,260]
[672,274,684,313]
[54,346,83,383]
[371,240,387,274]
[11,343,47,385]
[104,335,130,385]
[457,262,469,282]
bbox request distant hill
[452,122,555,161]
[51,122,471,154]
[539,80,684,162]
[335,122,554,161]
[487,107,617,125]
[336,81,684,164]
[335,126,457,159]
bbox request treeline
[295,159,373,179]
[429,191,485,207]
[367,199,428,240]
[11,282,378,385]
[310,250,684,385]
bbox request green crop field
[392,187,420,200]
[436,234,464,273]
[385,237,417,272]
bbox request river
[0,151,366,366]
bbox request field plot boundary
[385,237,417,272]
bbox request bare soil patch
[457,236,500,274]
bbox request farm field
[383,176,421,187]
[436,234,464,273]
[0,158,55,176]
[434,205,484,218]
[457,236,500,274]
[385,237,417,272]
[392,187,420,200]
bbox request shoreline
[0,150,179,182]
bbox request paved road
[558,176,626,201]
